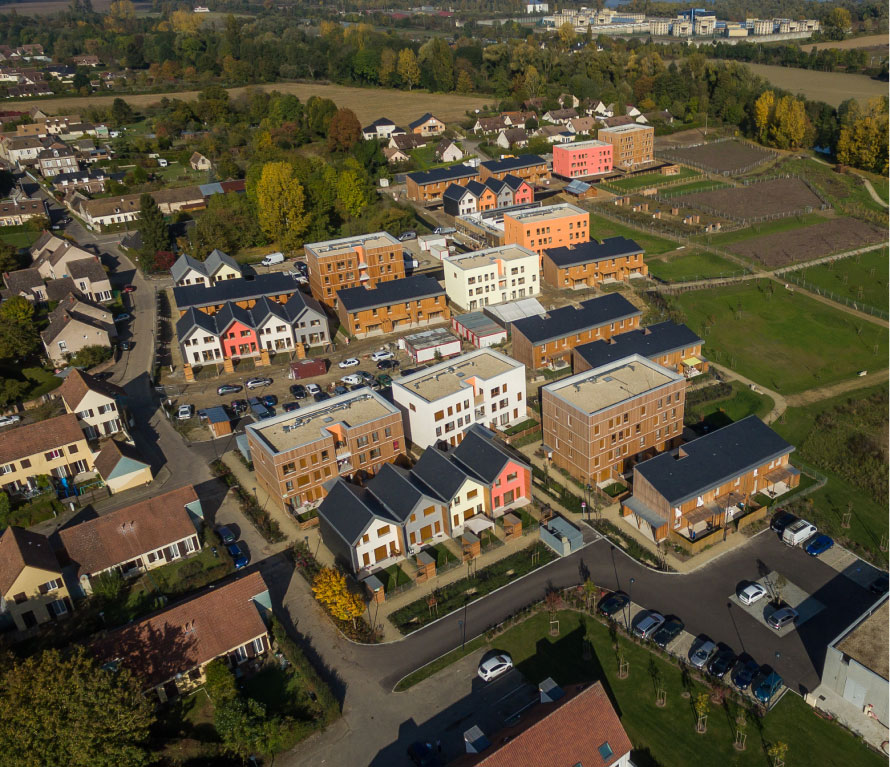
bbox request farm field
[662,139,774,174]
[0,0,150,13]
[791,249,888,311]
[604,166,700,191]
[7,82,491,126]
[732,61,888,106]
[693,212,827,247]
[682,177,824,220]
[646,250,744,282]
[801,33,888,51]
[586,209,678,255]
[671,280,888,394]
[727,217,886,268]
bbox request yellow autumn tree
[770,95,809,150]
[379,48,397,86]
[171,9,204,34]
[397,48,420,90]
[753,90,775,142]
[312,568,365,627]
[253,162,310,252]
[837,97,889,174]
[456,69,474,94]
[558,21,577,48]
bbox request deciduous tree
[0,296,37,360]
[327,108,362,153]
[253,162,310,251]
[312,567,365,627]
[397,48,420,90]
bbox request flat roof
[445,244,537,272]
[453,312,506,337]
[404,326,460,350]
[599,123,652,135]
[545,354,680,415]
[504,203,587,225]
[246,389,398,454]
[304,231,400,258]
[835,599,889,680]
[555,139,611,150]
[394,349,522,402]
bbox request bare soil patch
[683,177,824,220]
[801,34,888,52]
[728,217,886,267]
[663,139,774,174]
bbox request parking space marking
[728,571,824,636]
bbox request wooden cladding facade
[337,294,450,338]
[541,251,648,289]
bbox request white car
[177,404,194,420]
[633,611,666,640]
[370,350,394,362]
[341,374,363,385]
[477,653,513,682]
[0,415,20,428]
[245,377,272,390]
[338,358,360,369]
[738,583,768,606]
[306,383,321,395]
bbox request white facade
[443,244,540,312]
[180,327,222,365]
[354,518,403,571]
[392,348,527,449]
[71,388,124,441]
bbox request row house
[50,168,112,194]
[479,154,549,185]
[573,321,707,378]
[392,348,528,448]
[623,416,798,542]
[57,368,128,441]
[408,112,445,137]
[502,203,589,257]
[442,244,540,311]
[336,275,449,338]
[552,139,614,179]
[92,572,271,702]
[170,249,242,287]
[60,485,203,596]
[541,236,647,289]
[305,232,405,309]
[442,174,533,217]
[405,164,479,204]
[597,124,654,169]
[176,293,329,365]
[510,293,642,370]
[30,235,112,302]
[0,196,45,226]
[318,425,531,574]
[246,388,405,515]
[41,294,116,365]
[36,145,78,178]
[2,267,78,303]
[542,355,687,485]
[172,272,300,317]
[472,111,534,134]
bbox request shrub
[91,570,125,602]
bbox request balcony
[334,442,352,459]
[474,407,485,419]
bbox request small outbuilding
[540,515,583,556]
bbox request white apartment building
[442,244,540,312]
[392,348,527,449]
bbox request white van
[782,519,817,546]
[261,252,285,267]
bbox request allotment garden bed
[682,177,825,220]
[662,139,775,174]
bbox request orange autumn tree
[312,568,365,627]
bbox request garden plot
[682,177,825,221]
[662,139,775,174]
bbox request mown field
[646,250,745,283]
[605,166,700,191]
[693,212,828,248]
[670,280,888,394]
[792,249,888,311]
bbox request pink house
[553,139,614,179]
[220,319,258,358]
[510,179,534,205]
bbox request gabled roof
[365,117,396,129]
[443,183,473,204]
[408,112,441,130]
[450,424,529,485]
[483,177,507,195]
[93,438,149,481]
[316,479,392,546]
[3,266,42,294]
[501,173,528,191]
[574,321,702,370]
[544,236,642,268]
[410,445,473,502]
[480,154,545,174]
[0,526,60,595]
[172,272,296,310]
[407,164,478,186]
[67,257,108,284]
[500,128,529,144]
[634,416,794,505]
[40,293,113,344]
[59,485,198,578]
[170,249,241,284]
[57,367,125,412]
[511,294,641,345]
[337,275,444,313]
[365,463,432,522]
[0,412,83,466]
[464,179,489,199]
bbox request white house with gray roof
[170,249,242,287]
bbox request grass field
[793,249,888,311]
[0,228,41,249]
[10,82,491,126]
[769,158,885,214]
[693,212,830,248]
[658,180,731,197]
[605,166,700,191]
[587,210,679,255]
[671,280,888,394]
[647,250,745,282]
[685,380,774,428]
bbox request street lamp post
[458,619,464,650]
[627,576,635,631]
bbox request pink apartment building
[553,140,614,179]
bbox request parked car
[313,391,330,402]
[358,370,375,382]
[176,404,194,420]
[597,591,629,618]
[217,384,243,395]
[782,519,817,546]
[227,542,249,569]
[289,384,307,399]
[707,645,737,679]
[377,359,399,370]
[371,350,394,362]
[376,374,393,388]
[118,340,133,351]
[230,399,248,414]
[122,284,136,293]
[633,611,665,640]
[398,230,416,241]
[282,401,301,412]
[689,638,717,669]
[338,357,360,369]
[332,385,348,396]
[737,582,768,606]
[434,226,456,235]
[754,670,783,704]
[767,606,798,631]
[114,313,131,323]
[477,653,513,682]
[805,534,834,557]
[216,525,236,545]
[770,510,798,533]
[731,656,760,691]
[245,377,273,390]
[341,374,363,385]
[306,383,321,395]
[652,616,684,649]
[869,575,889,595]
[0,415,20,428]
[261,394,278,408]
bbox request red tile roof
[0,412,84,466]
[0,526,60,595]
[56,367,125,412]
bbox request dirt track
[786,369,889,407]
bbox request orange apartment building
[479,154,549,185]
[573,321,707,378]
[245,389,405,515]
[510,293,642,370]
[623,416,798,543]
[405,164,480,203]
[336,275,449,338]
[542,236,647,289]
[305,232,405,310]
[502,203,590,257]
[597,124,655,170]
[542,354,687,484]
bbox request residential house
[495,127,529,150]
[600,115,636,129]
[597,123,655,169]
[73,194,139,227]
[479,154,549,185]
[552,139,614,178]
[501,110,535,126]
[60,485,202,595]
[92,572,271,701]
[502,203,589,257]
[443,182,483,218]
[57,368,127,441]
[0,413,95,496]
[0,526,71,631]
[542,236,647,289]
[305,231,406,309]
[510,293,642,369]
[408,112,445,137]
[392,348,527,448]
[473,116,509,135]
[30,237,112,302]
[573,321,707,378]
[442,244,540,311]
[566,116,597,135]
[72,54,100,67]
[623,416,798,542]
[405,164,480,204]
[0,196,46,226]
[37,145,78,178]
[246,388,405,514]
[362,117,399,141]
[93,439,152,493]
[497,174,534,205]
[542,107,578,124]
[50,168,111,194]
[540,126,574,144]
[170,249,242,287]
[172,272,301,316]
[558,93,581,109]
[0,134,46,166]
[435,139,463,163]
[389,133,427,152]
[40,294,116,365]
[336,274,449,338]
[383,146,410,165]
[189,152,212,171]
[2,268,78,303]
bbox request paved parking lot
[728,570,825,636]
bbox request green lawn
[586,210,679,255]
[408,144,464,171]
[0,365,63,401]
[426,542,459,569]
[153,161,210,187]
[685,380,774,429]
[692,212,827,247]
[658,179,731,197]
[769,158,885,213]
[792,249,888,313]
[146,545,234,597]
[0,229,41,249]
[647,251,746,283]
[671,280,888,394]
[380,564,412,593]
[605,166,700,192]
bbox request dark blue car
[261,394,278,408]
[754,670,783,703]
[227,542,249,569]
[805,534,834,557]
[731,656,760,691]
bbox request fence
[659,137,778,176]
[781,272,888,320]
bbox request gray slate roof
[480,154,545,174]
[175,291,324,339]
[406,164,478,186]
[450,424,529,485]
[511,294,641,345]
[365,463,430,523]
[574,321,702,369]
[411,446,472,502]
[316,479,392,546]
[170,248,241,284]
[172,272,294,310]
[544,236,642,268]
[337,275,444,313]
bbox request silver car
[633,611,666,640]
[768,607,798,631]
[689,639,717,669]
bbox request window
[0,464,13,475]
[42,578,61,592]
[377,524,390,536]
[234,645,248,663]
[49,599,68,617]
[184,537,197,553]
[467,489,478,499]
[44,449,63,461]
[253,637,265,654]
[434,410,444,422]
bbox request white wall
[354,520,403,570]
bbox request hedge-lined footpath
[211,460,286,543]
